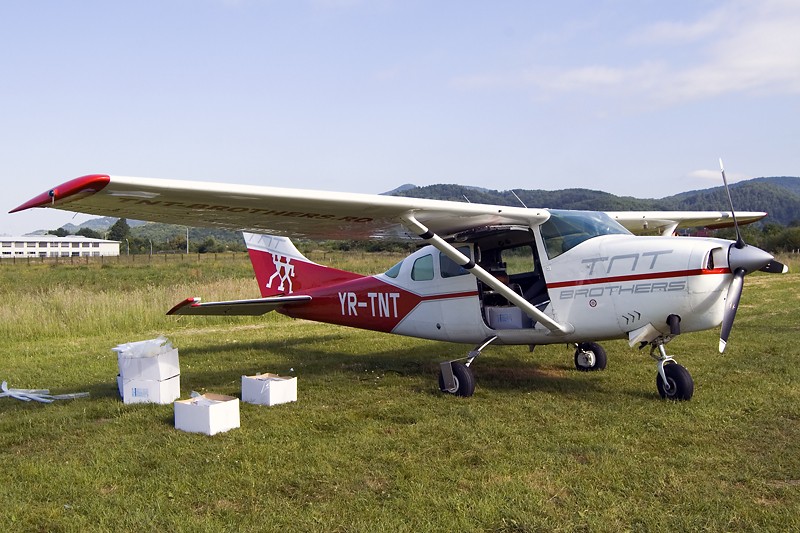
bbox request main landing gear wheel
[656,362,694,401]
[438,362,476,397]
[574,342,607,371]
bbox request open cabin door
[462,226,551,330]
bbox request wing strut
[400,213,573,335]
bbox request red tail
[244,233,363,297]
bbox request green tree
[107,218,131,242]
[76,227,103,239]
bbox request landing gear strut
[438,336,497,397]
[649,340,694,400]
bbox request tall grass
[1,255,798,532]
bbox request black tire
[574,342,607,371]
[438,362,476,397]
[656,362,694,401]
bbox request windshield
[540,210,631,258]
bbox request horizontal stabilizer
[167,295,311,316]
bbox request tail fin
[243,233,363,297]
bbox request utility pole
[186,227,189,254]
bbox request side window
[440,246,471,278]
[411,254,434,281]
[384,260,403,279]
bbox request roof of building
[0,235,119,243]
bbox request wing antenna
[510,190,528,208]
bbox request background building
[0,235,120,258]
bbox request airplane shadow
[175,335,603,400]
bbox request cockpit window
[541,210,631,259]
[411,254,434,281]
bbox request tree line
[49,219,247,254]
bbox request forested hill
[45,176,798,253]
[391,176,800,226]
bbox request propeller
[717,159,788,353]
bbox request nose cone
[728,243,775,274]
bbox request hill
[658,179,800,226]
[60,217,147,234]
[393,177,800,226]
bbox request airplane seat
[523,275,548,306]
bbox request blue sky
[2,0,799,235]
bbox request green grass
[1,254,799,532]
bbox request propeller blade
[719,267,745,353]
[760,259,789,274]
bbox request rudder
[243,233,362,297]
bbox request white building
[0,235,120,258]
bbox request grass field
[1,253,798,532]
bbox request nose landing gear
[649,340,694,400]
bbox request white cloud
[459,1,800,106]
[628,6,730,45]
[688,168,749,183]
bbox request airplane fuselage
[277,232,734,347]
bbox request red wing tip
[167,297,201,315]
[9,174,111,213]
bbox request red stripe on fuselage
[547,268,730,289]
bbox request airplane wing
[10,174,550,240]
[167,296,312,316]
[11,174,768,240]
[606,211,767,236]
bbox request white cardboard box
[117,348,180,382]
[486,306,532,329]
[174,393,240,435]
[118,374,181,405]
[242,373,297,406]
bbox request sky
[2,0,799,235]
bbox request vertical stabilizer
[243,233,363,297]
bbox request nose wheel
[650,341,694,400]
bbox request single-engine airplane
[11,164,788,400]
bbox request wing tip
[9,174,111,213]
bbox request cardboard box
[117,348,180,382]
[119,374,181,405]
[174,393,240,435]
[113,336,172,358]
[486,306,531,329]
[242,373,297,406]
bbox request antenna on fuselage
[463,195,471,203]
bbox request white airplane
[11,166,788,400]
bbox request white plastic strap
[1,381,89,403]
